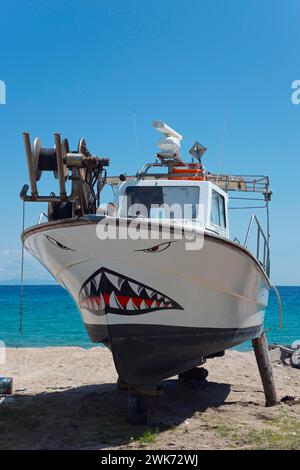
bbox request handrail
[106,171,271,196]
[244,214,270,276]
[38,212,48,224]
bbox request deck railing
[37,212,48,224]
[207,174,270,194]
[244,214,270,277]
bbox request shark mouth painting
[78,267,183,316]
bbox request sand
[0,346,299,450]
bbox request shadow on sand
[0,379,231,449]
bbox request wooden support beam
[119,380,162,425]
[252,331,278,407]
[127,393,153,425]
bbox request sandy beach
[0,346,299,450]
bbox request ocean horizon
[0,285,299,350]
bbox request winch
[20,132,109,220]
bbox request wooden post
[252,331,278,407]
[125,385,163,425]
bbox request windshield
[121,186,200,220]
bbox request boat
[20,121,272,386]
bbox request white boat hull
[24,217,270,385]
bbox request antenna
[216,106,229,182]
[152,120,183,160]
[152,121,183,141]
[133,110,140,167]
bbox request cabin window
[123,186,199,220]
[211,190,226,228]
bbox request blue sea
[0,286,299,350]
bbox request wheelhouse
[116,179,229,238]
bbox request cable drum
[33,137,69,180]
[37,148,58,171]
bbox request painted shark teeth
[105,272,121,290]
[94,272,103,290]
[78,267,183,315]
[140,300,148,310]
[109,291,123,309]
[97,293,105,309]
[128,281,143,296]
[126,298,138,310]
[145,288,154,298]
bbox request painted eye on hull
[135,241,176,254]
[45,235,76,252]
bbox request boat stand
[178,367,208,388]
[252,331,278,407]
[118,380,164,425]
[118,367,209,425]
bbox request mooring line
[272,285,283,332]
[19,200,26,336]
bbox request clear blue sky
[0,0,299,284]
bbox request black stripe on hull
[84,323,262,386]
